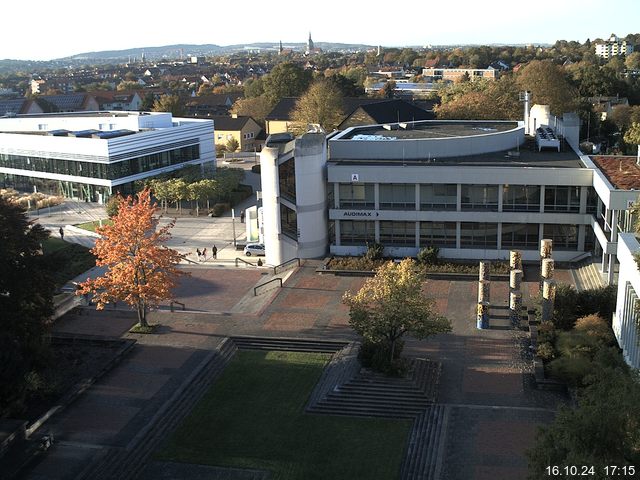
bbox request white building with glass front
[0,111,215,202]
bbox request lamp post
[231,208,237,247]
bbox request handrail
[170,300,185,312]
[235,257,256,267]
[273,257,301,275]
[254,277,283,296]
[182,256,199,265]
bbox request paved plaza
[21,257,570,480]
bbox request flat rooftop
[329,137,584,168]
[591,155,640,189]
[339,121,519,140]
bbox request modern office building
[0,111,215,202]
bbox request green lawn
[41,238,96,287]
[157,350,411,480]
[75,219,112,232]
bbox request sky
[2,0,640,61]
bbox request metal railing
[235,257,257,267]
[273,257,301,275]
[254,278,283,296]
[170,300,185,312]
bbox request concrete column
[456,184,462,212]
[375,220,380,243]
[415,184,420,211]
[415,221,420,249]
[478,279,490,303]
[542,279,557,322]
[374,183,380,210]
[510,269,523,291]
[539,185,545,213]
[509,291,522,325]
[477,301,490,330]
[509,250,522,270]
[579,186,588,214]
[497,184,504,212]
[578,224,586,251]
[334,220,341,247]
[608,254,616,284]
[333,183,340,209]
[479,261,491,281]
[456,222,461,249]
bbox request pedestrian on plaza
[212,244,218,259]
[240,210,245,223]
[202,248,207,261]
[59,226,64,240]
[196,248,202,261]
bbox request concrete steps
[571,259,605,292]
[400,405,449,480]
[80,338,237,480]
[231,335,349,353]
[307,359,441,419]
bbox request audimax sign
[342,211,379,217]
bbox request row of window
[0,145,200,181]
[336,220,582,250]
[338,184,595,213]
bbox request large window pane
[543,224,578,250]
[280,204,297,240]
[420,184,457,210]
[340,220,375,246]
[278,158,296,202]
[379,184,415,210]
[461,185,498,211]
[502,185,540,212]
[544,186,580,213]
[379,221,415,246]
[502,223,539,249]
[420,221,456,247]
[460,222,498,248]
[339,184,374,209]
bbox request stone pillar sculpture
[541,258,555,281]
[540,239,553,259]
[479,261,491,281]
[509,269,523,291]
[509,250,522,271]
[542,279,557,322]
[509,291,523,325]
[477,301,490,330]
[477,279,491,303]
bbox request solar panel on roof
[91,129,135,139]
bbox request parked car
[243,243,265,256]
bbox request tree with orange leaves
[77,188,185,328]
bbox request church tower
[306,32,314,54]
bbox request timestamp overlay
[545,465,637,477]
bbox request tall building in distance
[595,34,634,59]
[306,32,315,55]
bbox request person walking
[240,210,245,223]
[59,226,64,240]
[212,244,218,259]
[196,248,202,261]
[201,248,207,261]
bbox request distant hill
[63,42,375,61]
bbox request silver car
[243,243,265,256]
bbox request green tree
[262,62,312,104]
[342,259,451,364]
[117,80,140,91]
[291,79,346,131]
[243,77,265,98]
[226,137,239,152]
[623,122,640,147]
[516,60,579,116]
[152,94,185,116]
[231,95,273,126]
[527,366,640,479]
[625,51,640,70]
[0,198,54,410]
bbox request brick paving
[29,261,573,480]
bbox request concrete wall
[613,233,640,369]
